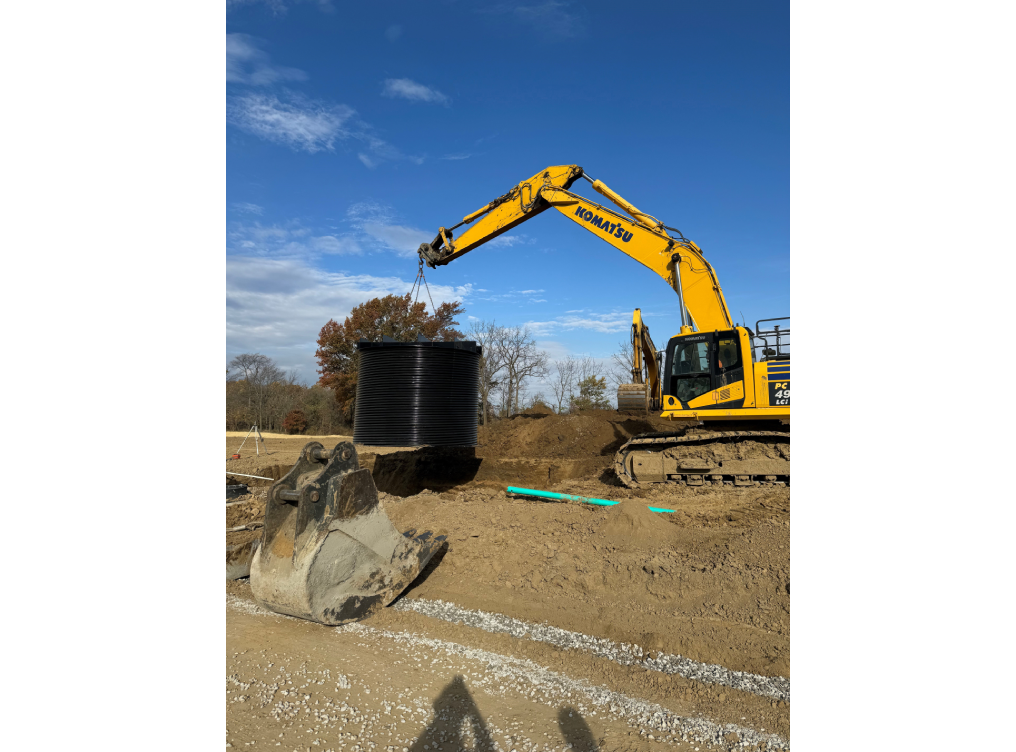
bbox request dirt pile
[478,409,673,461]
[594,500,680,550]
[372,447,610,496]
[226,497,266,557]
[384,483,790,677]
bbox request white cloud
[486,234,532,248]
[472,287,548,303]
[227,92,354,153]
[523,311,631,336]
[342,202,432,257]
[441,153,472,160]
[232,201,264,215]
[362,222,431,257]
[226,255,471,380]
[479,1,587,38]
[229,199,435,262]
[381,78,450,105]
[229,221,365,257]
[385,24,403,42]
[227,34,307,86]
[228,91,421,166]
[310,235,362,255]
[536,340,571,361]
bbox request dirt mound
[518,403,554,415]
[226,497,265,557]
[479,409,673,461]
[371,447,610,497]
[594,500,680,550]
[385,481,791,677]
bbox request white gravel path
[393,597,790,702]
[227,594,789,751]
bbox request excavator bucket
[617,383,649,412]
[250,441,446,625]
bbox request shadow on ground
[409,675,599,751]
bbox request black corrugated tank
[353,338,481,446]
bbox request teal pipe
[506,486,674,514]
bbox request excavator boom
[418,165,735,333]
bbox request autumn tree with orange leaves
[315,293,465,421]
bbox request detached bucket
[250,441,445,625]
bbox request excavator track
[614,430,790,489]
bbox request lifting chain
[409,256,437,315]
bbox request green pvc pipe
[506,486,674,514]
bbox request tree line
[226,353,347,434]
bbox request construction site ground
[226,410,790,751]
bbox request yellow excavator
[418,164,789,488]
[616,308,664,413]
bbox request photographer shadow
[408,676,598,752]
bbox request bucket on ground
[250,441,446,625]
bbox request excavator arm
[631,308,663,408]
[418,164,735,333]
[617,308,664,412]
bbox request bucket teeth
[250,441,446,625]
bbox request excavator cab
[659,321,790,415]
[663,329,750,410]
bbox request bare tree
[609,338,636,388]
[611,336,664,392]
[228,353,287,429]
[549,357,577,414]
[575,356,603,385]
[526,392,551,411]
[468,319,507,426]
[492,325,548,417]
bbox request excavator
[238,164,787,628]
[418,164,790,489]
[616,308,664,413]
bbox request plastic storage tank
[353,335,481,446]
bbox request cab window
[717,336,740,371]
[672,341,710,402]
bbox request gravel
[227,593,789,751]
[333,622,789,750]
[394,597,790,702]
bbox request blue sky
[226,0,789,391]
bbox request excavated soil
[225,410,791,748]
[226,495,265,550]
[383,484,789,679]
[477,410,676,461]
